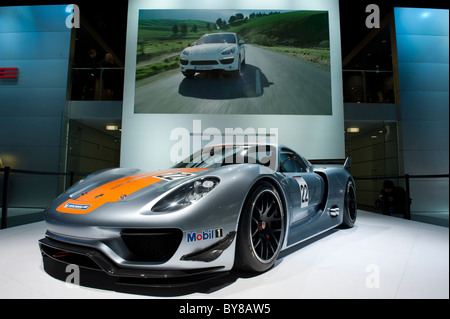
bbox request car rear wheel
[341,180,357,228]
[235,182,285,273]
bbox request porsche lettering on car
[39,143,357,286]
[179,32,245,77]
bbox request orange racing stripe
[56,168,209,214]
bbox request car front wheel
[235,182,285,273]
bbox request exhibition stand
[0,211,447,299]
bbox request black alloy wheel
[341,180,357,228]
[235,182,285,273]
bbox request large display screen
[135,9,331,115]
[121,0,344,171]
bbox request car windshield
[173,145,276,169]
[197,33,236,44]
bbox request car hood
[187,43,234,55]
[55,168,211,214]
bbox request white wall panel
[0,59,70,89]
[400,91,449,121]
[0,5,72,212]
[394,7,449,216]
[396,34,449,64]
[0,5,71,33]
[394,8,449,37]
[0,32,71,61]
[399,62,449,92]
[0,5,71,173]
[0,88,67,117]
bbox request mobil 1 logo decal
[187,228,223,242]
[294,177,309,208]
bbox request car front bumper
[180,54,239,73]
[39,230,236,287]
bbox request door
[279,148,324,224]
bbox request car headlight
[182,49,189,56]
[151,177,220,212]
[221,47,236,55]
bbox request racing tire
[235,181,285,273]
[340,180,357,228]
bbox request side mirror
[239,40,245,45]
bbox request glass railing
[69,67,124,101]
[1,166,448,229]
[353,174,449,227]
[0,167,87,229]
[343,70,395,104]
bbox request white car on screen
[180,32,245,77]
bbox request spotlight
[106,125,119,131]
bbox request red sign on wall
[0,68,19,79]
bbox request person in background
[101,53,117,100]
[376,180,409,217]
[82,49,98,100]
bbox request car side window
[279,149,308,173]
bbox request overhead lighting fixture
[347,127,360,133]
[106,125,119,131]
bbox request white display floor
[0,211,448,299]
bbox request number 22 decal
[295,177,309,208]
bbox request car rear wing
[309,157,352,170]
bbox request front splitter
[39,237,229,291]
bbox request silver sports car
[39,143,356,285]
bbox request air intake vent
[190,60,218,65]
[121,228,182,262]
